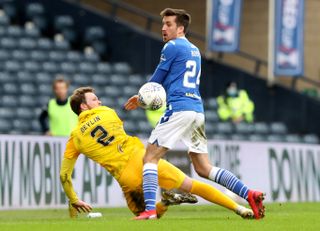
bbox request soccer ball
[138,82,166,110]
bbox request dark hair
[70,87,95,115]
[52,76,69,89]
[160,8,191,34]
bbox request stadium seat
[4,60,20,72]
[6,25,23,37]
[54,15,74,31]
[49,51,66,62]
[24,23,40,38]
[230,134,247,141]
[302,134,319,144]
[0,13,9,26]
[99,96,117,108]
[104,86,121,98]
[18,95,37,107]
[31,119,42,133]
[54,39,70,50]
[17,71,34,83]
[1,95,19,107]
[205,122,215,134]
[0,26,5,36]
[0,37,17,49]
[128,109,146,120]
[12,119,31,133]
[42,62,59,73]
[16,107,34,120]
[35,72,53,84]
[0,108,15,119]
[59,62,76,74]
[38,83,53,97]
[116,97,129,106]
[91,41,108,56]
[128,74,145,86]
[234,123,254,134]
[66,51,82,63]
[269,122,287,134]
[72,74,91,85]
[78,62,96,74]
[0,49,10,61]
[32,16,47,32]
[137,121,152,133]
[12,50,29,61]
[266,134,284,143]
[215,122,233,134]
[23,61,41,72]
[205,110,219,122]
[84,26,105,43]
[37,38,53,50]
[26,3,45,18]
[83,52,99,62]
[19,38,37,50]
[3,83,19,95]
[20,83,37,95]
[0,72,14,83]
[92,74,109,85]
[37,95,51,107]
[284,134,302,143]
[204,97,218,110]
[123,86,138,97]
[123,120,138,134]
[0,119,12,133]
[97,62,112,74]
[209,133,229,140]
[110,74,127,85]
[253,122,269,134]
[248,134,266,142]
[30,50,49,61]
[113,62,132,74]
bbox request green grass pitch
[0,203,319,231]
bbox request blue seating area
[0,1,318,144]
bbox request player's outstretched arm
[60,157,80,204]
[71,200,92,213]
[124,95,140,110]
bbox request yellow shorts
[118,147,186,215]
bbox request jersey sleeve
[64,136,80,159]
[60,137,80,204]
[157,42,177,71]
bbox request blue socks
[209,167,249,200]
[142,163,158,211]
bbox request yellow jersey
[64,106,144,180]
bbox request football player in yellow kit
[60,87,253,219]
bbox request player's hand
[124,95,140,110]
[71,200,92,213]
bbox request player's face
[162,16,184,42]
[82,92,102,110]
[53,82,68,100]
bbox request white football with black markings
[138,82,166,110]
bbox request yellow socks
[190,180,238,211]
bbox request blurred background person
[217,81,254,123]
[39,76,78,136]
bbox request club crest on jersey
[160,54,166,62]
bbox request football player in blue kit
[125,8,265,220]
